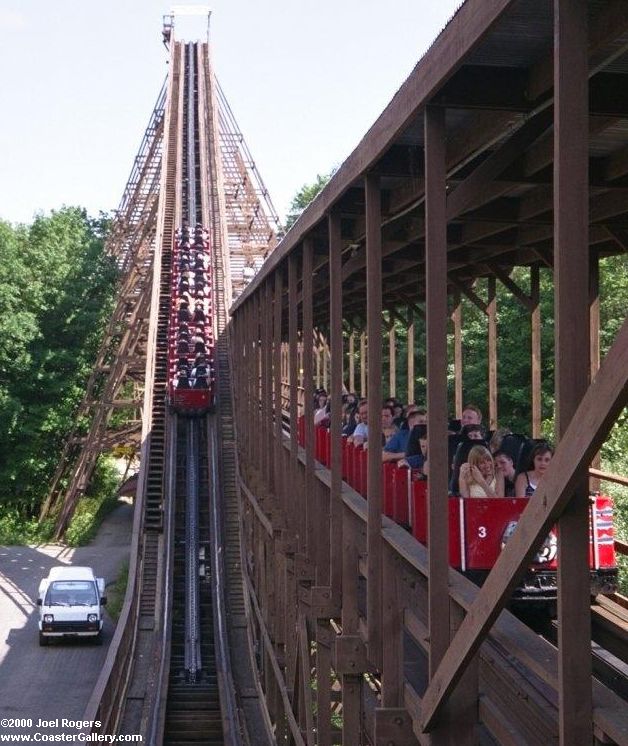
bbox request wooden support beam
[419,313,628,732]
[316,619,333,746]
[329,210,343,600]
[554,4,592,743]
[349,331,355,393]
[528,0,628,100]
[389,323,397,398]
[590,256,602,488]
[298,614,315,745]
[360,331,367,398]
[407,310,415,405]
[446,109,553,219]
[288,253,301,546]
[274,272,284,504]
[489,264,535,312]
[381,548,403,708]
[262,281,273,486]
[366,172,384,669]
[425,106,450,682]
[449,278,488,315]
[452,291,463,417]
[303,238,315,559]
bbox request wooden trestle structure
[41,48,280,537]
[229,1,628,744]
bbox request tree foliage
[285,171,335,230]
[0,208,117,515]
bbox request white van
[37,566,107,646]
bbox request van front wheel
[39,633,49,647]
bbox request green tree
[285,171,335,230]
[0,208,117,515]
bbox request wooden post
[531,266,542,438]
[365,172,383,669]
[316,342,322,389]
[257,293,263,470]
[487,276,498,429]
[274,271,284,512]
[554,2,591,744]
[349,331,355,393]
[360,331,367,397]
[407,310,415,404]
[303,239,315,558]
[453,290,463,417]
[425,105,450,683]
[389,322,396,398]
[322,336,329,392]
[248,295,258,468]
[590,255,601,488]
[329,210,344,599]
[288,253,301,546]
[262,282,272,485]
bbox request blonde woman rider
[459,445,505,497]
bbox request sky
[0,0,462,226]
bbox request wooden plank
[425,105,450,679]
[419,313,628,731]
[366,172,384,670]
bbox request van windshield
[44,580,98,607]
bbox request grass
[64,494,120,546]
[105,560,129,622]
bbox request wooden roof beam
[446,109,553,219]
[528,0,628,100]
